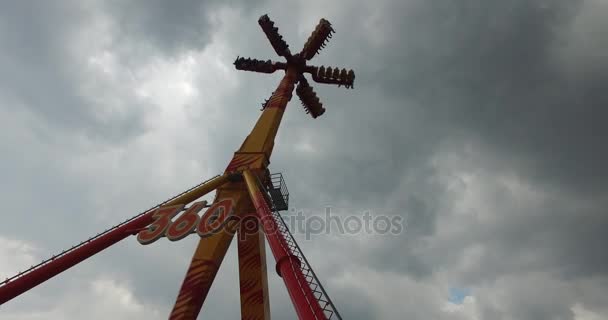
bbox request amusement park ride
[0,14,355,320]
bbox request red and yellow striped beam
[238,214,271,320]
[169,189,248,320]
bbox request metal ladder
[262,173,342,319]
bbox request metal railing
[269,172,289,210]
[259,173,342,319]
[1,175,221,287]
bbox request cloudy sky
[1,0,607,319]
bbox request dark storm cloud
[104,0,266,54]
[0,1,145,142]
[2,0,608,319]
[353,0,608,280]
[104,0,218,53]
[362,0,607,196]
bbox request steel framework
[0,14,355,320]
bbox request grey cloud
[2,0,608,319]
[104,0,267,55]
[0,1,146,142]
[361,0,607,196]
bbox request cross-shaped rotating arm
[234,14,356,119]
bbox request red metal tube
[0,212,155,305]
[0,174,230,305]
[243,170,327,320]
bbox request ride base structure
[0,14,355,320]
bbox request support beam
[169,188,249,320]
[236,66,299,158]
[238,214,271,320]
[0,174,231,305]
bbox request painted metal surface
[243,170,327,320]
[238,215,271,320]
[0,174,230,305]
[168,190,246,320]
[2,13,355,320]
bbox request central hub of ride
[287,53,307,71]
[233,14,355,119]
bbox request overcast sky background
[1,0,607,319]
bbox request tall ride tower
[0,14,355,320]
